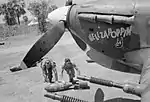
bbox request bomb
[44,88,105,102]
[44,93,88,102]
[77,75,146,97]
[45,81,90,92]
[45,81,73,92]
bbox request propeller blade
[71,33,87,51]
[20,21,65,69]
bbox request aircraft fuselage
[66,0,150,70]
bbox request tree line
[0,0,26,25]
[28,0,57,33]
[0,0,57,33]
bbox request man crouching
[61,58,81,83]
[40,57,58,83]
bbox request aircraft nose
[48,6,71,23]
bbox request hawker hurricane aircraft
[15,0,150,101]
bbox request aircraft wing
[139,58,150,102]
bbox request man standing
[61,58,80,83]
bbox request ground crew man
[52,62,58,81]
[40,58,58,83]
[61,58,80,83]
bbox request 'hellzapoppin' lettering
[88,26,132,42]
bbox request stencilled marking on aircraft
[88,26,132,42]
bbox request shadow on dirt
[104,98,140,102]
[95,88,140,102]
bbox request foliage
[0,0,26,25]
[28,0,57,33]
[28,0,57,17]
[65,0,72,6]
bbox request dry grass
[0,22,52,41]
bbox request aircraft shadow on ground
[95,88,140,102]
[104,98,140,102]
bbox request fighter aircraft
[16,0,150,101]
